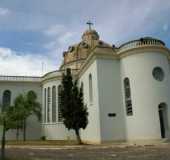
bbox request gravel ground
[4,143,170,160]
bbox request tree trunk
[23,119,27,141]
[1,120,6,160]
[75,129,82,145]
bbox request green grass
[4,158,31,160]
[6,140,78,146]
[5,158,58,160]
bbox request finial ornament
[86,20,93,30]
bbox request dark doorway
[158,103,167,138]
[159,109,165,138]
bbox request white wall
[120,52,170,140]
[96,58,126,142]
[43,123,75,140]
[79,60,102,143]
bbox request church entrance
[158,103,168,138]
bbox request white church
[1,25,170,143]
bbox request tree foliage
[26,90,41,121]
[61,69,88,144]
[0,90,41,159]
[0,105,18,160]
[13,91,41,141]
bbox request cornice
[78,46,117,78]
[42,76,62,84]
[118,45,170,59]
[78,45,170,78]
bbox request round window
[152,67,164,81]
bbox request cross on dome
[86,20,93,30]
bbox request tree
[0,105,18,160]
[26,90,41,121]
[23,90,41,141]
[61,69,88,144]
[13,94,27,140]
[14,91,41,141]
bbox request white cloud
[42,0,170,52]
[58,32,76,45]
[88,0,170,46]
[44,25,78,51]
[0,0,170,76]
[0,47,56,76]
[0,8,10,16]
[163,24,169,32]
[44,24,66,37]
[43,24,80,63]
[0,48,12,57]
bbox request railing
[41,70,62,82]
[0,75,41,82]
[42,69,79,82]
[118,38,165,54]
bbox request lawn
[6,140,78,146]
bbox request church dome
[82,29,100,42]
[60,28,113,70]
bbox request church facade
[1,28,170,143]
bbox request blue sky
[0,0,169,76]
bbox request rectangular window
[47,87,51,122]
[89,74,93,103]
[52,86,56,123]
[124,78,133,116]
[44,88,46,123]
[58,85,63,122]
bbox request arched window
[44,88,47,123]
[3,90,11,108]
[124,78,133,116]
[89,74,93,103]
[81,82,84,101]
[52,86,56,122]
[58,85,62,122]
[47,87,51,122]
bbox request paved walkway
[5,143,170,160]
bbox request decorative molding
[118,45,170,58]
[0,75,41,82]
[78,45,170,78]
[42,76,62,84]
